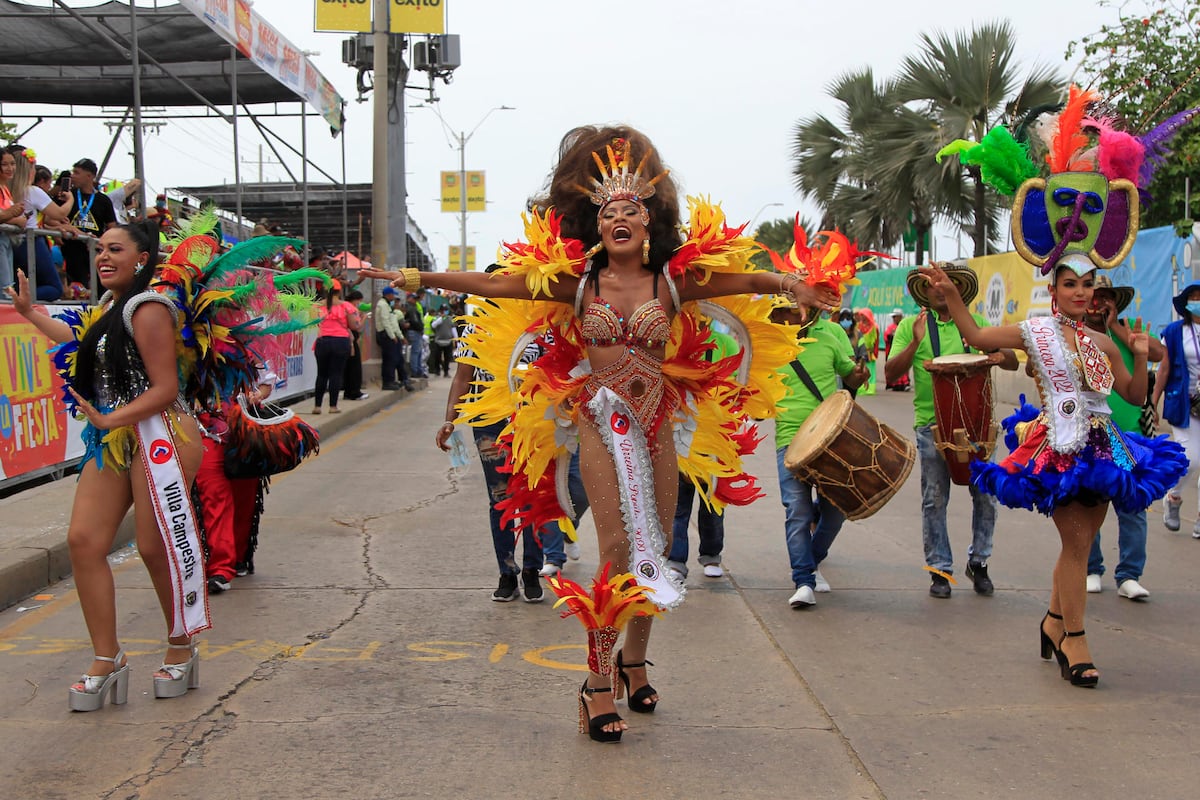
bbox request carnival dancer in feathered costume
[361,125,845,742]
[930,86,1192,689]
[5,214,322,712]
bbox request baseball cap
[382,287,397,297]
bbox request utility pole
[458,131,466,271]
[371,0,390,272]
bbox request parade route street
[1,375,1198,799]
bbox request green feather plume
[163,204,220,251]
[273,267,333,289]
[935,126,1037,196]
[202,236,303,284]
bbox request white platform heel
[154,642,200,698]
[68,650,129,712]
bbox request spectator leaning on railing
[0,147,28,290]
[7,147,67,301]
[61,157,117,286]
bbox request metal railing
[0,223,100,302]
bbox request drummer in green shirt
[1083,275,1164,601]
[884,265,1018,598]
[773,302,869,608]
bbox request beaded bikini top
[581,296,671,349]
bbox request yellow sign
[448,245,476,272]
[390,0,445,34]
[314,0,372,32]
[441,171,486,213]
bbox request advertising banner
[0,304,87,485]
[447,245,476,272]
[847,225,1187,341]
[0,304,317,488]
[179,0,345,131]
[390,0,445,34]
[315,0,372,32]
[440,171,485,213]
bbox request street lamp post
[748,202,785,232]
[455,105,514,270]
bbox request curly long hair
[528,125,683,271]
[74,220,162,403]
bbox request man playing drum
[884,265,1018,598]
[1083,275,1164,600]
[772,302,870,608]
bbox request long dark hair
[528,125,683,272]
[74,220,162,403]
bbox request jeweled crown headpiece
[577,138,668,209]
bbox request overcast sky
[5,0,1123,268]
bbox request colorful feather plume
[667,196,759,283]
[1046,85,1099,173]
[1138,106,1200,187]
[497,209,587,299]
[547,563,661,631]
[935,126,1039,195]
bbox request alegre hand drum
[783,390,915,520]
[924,353,998,485]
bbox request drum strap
[927,318,967,357]
[789,360,824,403]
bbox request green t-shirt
[1106,325,1158,433]
[890,312,990,428]
[774,319,857,449]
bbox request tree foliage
[0,117,15,143]
[1066,0,1200,228]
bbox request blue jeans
[0,234,13,291]
[540,450,590,566]
[474,421,543,575]
[13,235,62,301]
[1088,507,1146,584]
[667,473,724,578]
[916,424,996,573]
[777,446,845,588]
[406,330,426,377]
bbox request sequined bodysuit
[577,271,679,439]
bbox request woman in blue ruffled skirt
[918,257,1188,688]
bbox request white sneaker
[564,540,582,561]
[1193,520,1200,539]
[538,562,561,578]
[702,563,724,578]
[666,566,686,585]
[1086,573,1102,593]
[789,585,816,608]
[1117,579,1150,600]
[813,569,831,593]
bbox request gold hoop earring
[586,242,605,259]
[642,238,650,265]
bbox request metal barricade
[0,223,99,302]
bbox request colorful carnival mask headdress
[938,85,1200,276]
[577,137,668,211]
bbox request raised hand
[4,270,33,315]
[358,267,403,283]
[912,309,928,343]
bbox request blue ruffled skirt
[972,397,1189,516]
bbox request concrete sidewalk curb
[0,379,425,611]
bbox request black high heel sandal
[616,650,657,713]
[1039,610,1067,670]
[579,680,623,742]
[1060,630,1100,688]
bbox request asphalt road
[2,374,1198,800]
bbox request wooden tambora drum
[783,390,915,521]
[924,353,998,485]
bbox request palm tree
[895,21,1064,256]
[792,69,941,263]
